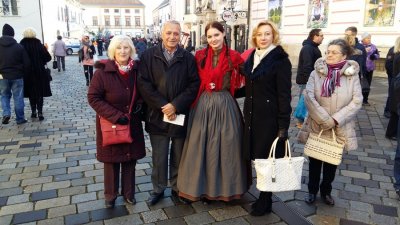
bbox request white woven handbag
[304,129,344,165]
[254,138,305,192]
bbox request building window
[135,16,140,26]
[104,8,109,13]
[114,9,119,13]
[104,16,110,26]
[135,9,140,14]
[125,9,130,13]
[115,16,120,26]
[125,17,131,26]
[1,0,18,15]
[92,16,98,26]
[185,0,190,14]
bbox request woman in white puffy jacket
[298,38,362,206]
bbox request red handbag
[99,76,137,147]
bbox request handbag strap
[268,138,292,160]
[317,128,338,142]
[128,74,137,114]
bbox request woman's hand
[321,117,335,130]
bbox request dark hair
[345,26,358,35]
[328,38,353,57]
[308,28,321,40]
[201,21,230,69]
[57,35,62,40]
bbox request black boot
[250,192,272,216]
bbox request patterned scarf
[115,58,134,76]
[321,60,346,97]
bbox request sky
[144,0,163,25]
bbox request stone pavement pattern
[0,55,398,225]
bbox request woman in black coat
[20,27,52,121]
[87,35,146,208]
[242,20,292,216]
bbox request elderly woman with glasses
[79,35,96,86]
[298,38,362,206]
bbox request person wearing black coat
[20,27,52,121]
[137,21,200,206]
[386,38,400,141]
[295,29,323,127]
[384,46,395,118]
[242,21,292,216]
[0,23,31,125]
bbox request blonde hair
[107,35,136,60]
[394,36,400,54]
[251,20,280,48]
[22,27,37,38]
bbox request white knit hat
[361,32,371,40]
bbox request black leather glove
[277,128,288,141]
[369,54,376,60]
[116,116,129,125]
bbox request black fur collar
[244,45,288,80]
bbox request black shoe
[38,113,44,121]
[250,202,272,216]
[105,199,115,208]
[385,135,397,141]
[362,101,370,106]
[58,69,60,72]
[16,119,27,125]
[321,194,335,206]
[31,113,37,118]
[200,197,211,205]
[2,116,10,124]
[384,111,391,118]
[147,191,164,205]
[250,194,272,217]
[171,190,191,204]
[124,197,136,205]
[304,193,316,204]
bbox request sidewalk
[0,55,398,225]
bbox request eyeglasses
[325,51,342,55]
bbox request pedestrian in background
[53,35,67,72]
[345,26,368,105]
[391,43,400,199]
[298,39,362,206]
[138,20,200,206]
[295,28,324,128]
[96,37,104,56]
[386,37,400,141]
[177,21,249,204]
[79,35,96,86]
[87,35,145,208]
[384,45,395,118]
[20,27,52,121]
[0,23,30,125]
[242,20,292,216]
[361,32,379,106]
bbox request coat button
[267,100,270,102]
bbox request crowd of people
[1,20,399,218]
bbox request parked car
[65,39,81,55]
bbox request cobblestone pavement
[0,55,398,225]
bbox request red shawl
[193,45,244,106]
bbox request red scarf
[115,58,134,76]
[194,45,244,106]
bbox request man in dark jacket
[345,26,369,105]
[0,23,30,125]
[138,20,200,205]
[295,28,323,128]
[392,70,400,200]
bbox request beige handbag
[304,129,344,165]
